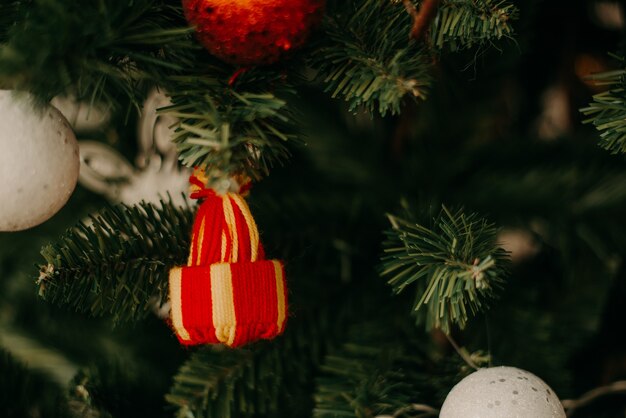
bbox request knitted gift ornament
[169,173,287,347]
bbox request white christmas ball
[0,90,80,231]
[440,367,566,418]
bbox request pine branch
[1,0,300,175]
[37,198,195,324]
[314,343,426,418]
[166,310,332,418]
[380,205,510,333]
[310,0,517,116]
[167,348,257,418]
[0,0,194,106]
[312,321,476,418]
[161,68,298,178]
[580,60,626,154]
[429,0,518,51]
[309,0,433,116]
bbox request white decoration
[137,88,179,168]
[79,141,190,207]
[77,87,190,207]
[78,141,134,197]
[0,90,79,231]
[117,157,190,206]
[440,367,566,418]
[51,95,111,132]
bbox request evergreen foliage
[2,0,625,417]
[380,206,510,333]
[313,321,473,418]
[429,0,517,51]
[315,343,428,417]
[581,59,626,154]
[38,198,195,324]
[309,275,490,418]
[310,0,432,116]
[162,69,297,178]
[310,0,517,116]
[167,310,332,418]
[0,0,517,174]
[0,0,193,106]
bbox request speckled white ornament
[440,367,566,418]
[0,90,79,231]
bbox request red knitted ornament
[168,173,287,347]
[182,0,326,66]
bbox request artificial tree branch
[402,0,441,41]
[562,380,626,416]
[375,403,440,417]
[444,333,480,371]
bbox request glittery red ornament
[182,0,325,66]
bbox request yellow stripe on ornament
[210,264,237,346]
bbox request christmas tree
[1,0,626,417]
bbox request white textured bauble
[0,90,79,231]
[440,367,566,418]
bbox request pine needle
[380,205,510,333]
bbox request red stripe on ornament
[230,261,281,347]
[180,266,218,345]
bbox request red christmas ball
[182,0,326,66]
